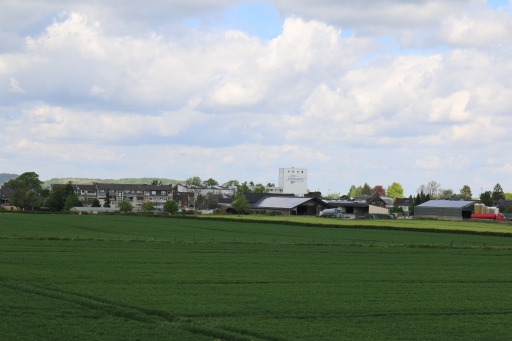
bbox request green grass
[1,214,512,340]
[197,214,512,235]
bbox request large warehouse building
[415,200,475,220]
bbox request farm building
[324,195,392,215]
[251,196,329,216]
[414,200,475,220]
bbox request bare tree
[425,181,441,197]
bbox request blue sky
[1,0,512,196]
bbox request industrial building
[414,200,475,220]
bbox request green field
[2,214,512,340]
[198,214,512,235]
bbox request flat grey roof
[417,200,475,208]
[70,207,120,212]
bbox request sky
[1,0,512,196]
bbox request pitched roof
[251,197,327,210]
[417,200,475,208]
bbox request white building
[267,168,308,196]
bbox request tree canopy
[163,200,179,214]
[45,182,74,211]
[480,191,493,207]
[361,183,372,195]
[492,183,505,201]
[185,176,202,186]
[119,200,133,213]
[231,194,249,216]
[372,185,386,196]
[202,178,219,186]
[386,182,404,200]
[4,172,43,191]
[459,185,472,200]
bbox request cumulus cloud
[2,3,512,194]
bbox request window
[152,191,156,195]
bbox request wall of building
[278,168,308,196]
[368,205,389,214]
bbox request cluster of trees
[4,172,48,210]
[346,182,404,200]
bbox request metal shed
[415,200,475,220]
[251,197,328,216]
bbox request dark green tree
[361,183,372,195]
[150,180,163,185]
[24,190,40,211]
[492,183,505,201]
[9,188,26,208]
[4,172,43,191]
[103,190,111,208]
[480,191,493,207]
[45,182,74,211]
[91,198,101,207]
[64,193,82,211]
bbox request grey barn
[415,200,475,221]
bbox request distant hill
[0,173,19,186]
[41,177,183,188]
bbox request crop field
[198,214,512,235]
[1,214,512,340]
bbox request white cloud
[2,4,512,195]
[9,77,25,93]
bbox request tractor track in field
[0,280,282,341]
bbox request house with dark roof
[0,186,13,206]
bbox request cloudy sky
[1,0,511,196]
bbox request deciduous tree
[4,172,43,191]
[231,194,249,216]
[119,200,133,213]
[480,191,493,207]
[45,182,74,211]
[64,193,82,211]
[163,200,179,214]
[386,182,404,200]
[185,176,202,186]
[492,183,505,201]
[438,189,454,200]
[459,185,472,200]
[202,178,219,186]
[141,202,156,213]
[372,185,386,196]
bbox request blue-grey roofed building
[414,200,475,220]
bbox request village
[2,169,511,221]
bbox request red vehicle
[471,213,506,221]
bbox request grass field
[2,214,512,340]
[197,214,512,235]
